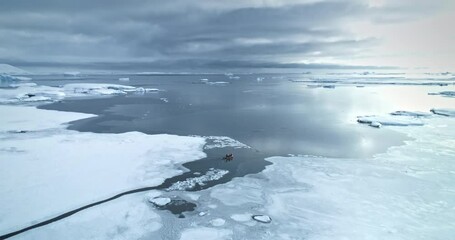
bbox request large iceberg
[0,64,29,75]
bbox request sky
[0,0,454,73]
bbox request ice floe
[118,77,130,82]
[431,108,455,117]
[0,105,95,132]
[429,91,455,98]
[289,72,455,86]
[252,215,272,223]
[230,213,251,222]
[63,71,81,77]
[0,83,160,103]
[166,169,229,191]
[63,83,136,95]
[198,136,250,150]
[206,81,229,85]
[202,115,455,239]
[210,218,226,226]
[149,197,171,207]
[0,106,206,234]
[180,227,232,240]
[390,110,432,117]
[357,115,424,127]
[369,121,382,128]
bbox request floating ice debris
[63,71,81,77]
[357,115,424,127]
[257,77,264,82]
[430,108,455,117]
[133,87,160,93]
[199,211,207,216]
[369,121,382,128]
[200,78,209,82]
[230,213,251,222]
[252,215,272,223]
[206,81,229,85]
[166,169,229,191]
[64,83,133,95]
[390,110,432,117]
[180,227,232,240]
[149,197,171,206]
[63,83,159,96]
[160,98,169,103]
[229,76,240,79]
[118,77,130,82]
[200,136,250,149]
[210,218,226,227]
[428,91,455,98]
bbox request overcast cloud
[0,0,454,72]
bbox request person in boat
[224,153,234,161]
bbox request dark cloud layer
[0,0,450,72]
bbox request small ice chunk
[118,77,130,81]
[257,77,264,82]
[144,88,160,92]
[230,213,251,222]
[160,98,169,103]
[210,218,226,227]
[252,214,272,223]
[431,108,455,117]
[199,211,207,216]
[200,78,209,82]
[369,121,381,128]
[149,197,171,206]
